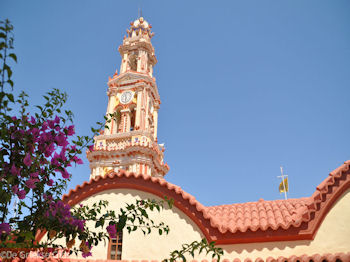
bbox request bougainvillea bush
[0,19,223,261]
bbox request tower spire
[87,17,169,179]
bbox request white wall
[80,188,205,260]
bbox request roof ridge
[206,197,311,208]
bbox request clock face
[120,91,134,104]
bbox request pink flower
[0,223,11,235]
[82,242,92,258]
[107,224,117,238]
[66,125,75,136]
[17,190,26,199]
[30,116,36,124]
[51,153,60,167]
[26,178,39,189]
[44,143,55,157]
[41,121,48,131]
[56,133,68,147]
[30,172,39,178]
[82,251,92,258]
[12,185,18,194]
[54,115,60,124]
[28,145,34,153]
[47,179,54,186]
[88,145,94,151]
[43,194,53,201]
[10,165,20,176]
[30,127,40,137]
[72,156,83,165]
[60,169,70,179]
[48,120,55,129]
[23,153,32,167]
[59,147,67,161]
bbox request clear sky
[1,0,350,206]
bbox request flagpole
[278,166,288,200]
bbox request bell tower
[87,17,169,179]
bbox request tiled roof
[204,197,312,234]
[204,160,350,236]
[25,252,350,262]
[59,160,350,244]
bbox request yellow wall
[60,188,350,260]
[79,189,205,260]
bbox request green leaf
[9,53,17,63]
[117,216,127,231]
[7,79,13,87]
[6,93,14,102]
[4,64,12,78]
[140,208,148,218]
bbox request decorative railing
[97,130,154,142]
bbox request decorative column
[120,109,131,132]
[120,53,128,73]
[105,94,113,134]
[145,93,150,130]
[135,90,142,130]
[153,109,158,140]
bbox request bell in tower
[87,17,169,179]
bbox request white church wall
[79,188,206,260]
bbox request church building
[38,17,350,262]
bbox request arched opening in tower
[128,52,138,72]
[130,106,136,131]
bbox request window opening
[108,231,123,260]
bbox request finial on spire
[138,6,142,18]
[125,16,154,40]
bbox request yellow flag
[279,178,289,193]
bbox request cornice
[107,72,160,103]
[86,144,169,174]
[96,130,154,141]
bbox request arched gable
[37,161,350,245]
[62,171,216,242]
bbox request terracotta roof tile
[204,198,311,234]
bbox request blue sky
[1,0,350,206]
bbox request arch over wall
[62,161,350,245]
[79,188,206,260]
[36,161,350,249]
[62,171,216,242]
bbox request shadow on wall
[95,188,205,238]
[221,239,312,255]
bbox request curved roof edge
[59,160,350,244]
